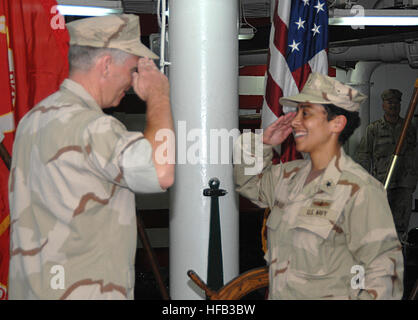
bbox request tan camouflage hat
[279,73,367,112]
[66,14,158,59]
[381,89,402,101]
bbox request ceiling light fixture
[239,27,255,40]
[56,0,123,16]
[56,5,123,16]
[238,0,256,41]
[329,9,418,26]
[329,16,418,26]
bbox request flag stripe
[309,49,329,74]
[272,11,289,58]
[268,42,298,96]
[261,101,279,128]
[276,0,291,27]
[291,62,312,92]
[264,71,284,118]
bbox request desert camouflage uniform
[233,132,403,299]
[8,79,163,299]
[355,117,418,239]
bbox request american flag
[262,0,328,163]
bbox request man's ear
[96,54,112,77]
[331,115,347,134]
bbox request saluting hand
[132,57,169,103]
[262,112,296,146]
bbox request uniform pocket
[292,219,332,239]
[292,206,339,240]
[290,266,331,279]
[288,216,334,280]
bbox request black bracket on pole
[203,178,227,293]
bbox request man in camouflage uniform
[233,73,403,299]
[8,15,174,299]
[355,89,418,242]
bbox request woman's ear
[331,115,347,134]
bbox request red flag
[0,0,69,299]
[261,0,329,163]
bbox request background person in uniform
[233,73,403,299]
[8,14,174,299]
[355,89,418,243]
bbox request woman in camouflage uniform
[233,73,403,299]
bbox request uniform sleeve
[344,184,403,300]
[233,132,281,209]
[354,125,374,172]
[83,115,163,193]
[121,138,164,193]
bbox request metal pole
[168,0,239,299]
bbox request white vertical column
[168,0,239,299]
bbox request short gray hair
[68,45,132,73]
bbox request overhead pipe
[329,42,408,65]
[240,41,414,67]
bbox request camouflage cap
[66,14,158,59]
[279,73,367,112]
[381,89,402,101]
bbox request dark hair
[322,104,360,145]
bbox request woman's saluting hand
[262,112,296,146]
